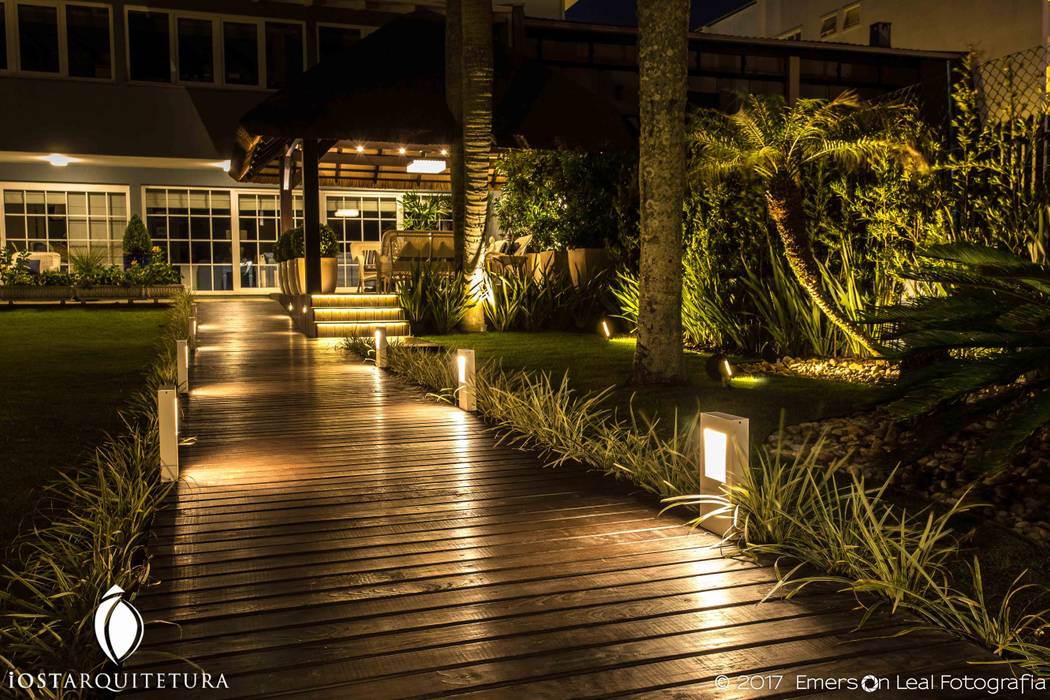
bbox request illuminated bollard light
[157,386,179,482]
[176,339,189,394]
[189,313,198,347]
[455,348,476,412]
[699,411,749,537]
[600,318,612,340]
[374,328,389,369]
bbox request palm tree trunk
[456,0,492,332]
[765,174,881,356]
[444,0,465,270]
[633,0,688,385]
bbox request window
[128,10,170,82]
[843,4,861,29]
[18,4,59,73]
[223,21,257,86]
[0,3,7,70]
[779,27,802,41]
[66,4,111,78]
[3,187,127,266]
[238,192,302,288]
[325,194,397,288]
[819,13,837,37]
[177,17,213,82]
[265,21,302,88]
[318,24,362,63]
[146,188,232,291]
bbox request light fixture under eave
[44,153,73,167]
[213,159,232,172]
[355,145,365,153]
[407,159,447,174]
[334,208,360,218]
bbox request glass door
[235,192,303,290]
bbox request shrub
[280,225,337,258]
[394,263,476,334]
[122,215,152,257]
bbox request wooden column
[786,55,800,105]
[280,141,296,234]
[302,138,322,295]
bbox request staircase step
[311,293,399,309]
[315,321,411,338]
[313,307,405,322]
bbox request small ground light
[287,302,293,312]
[719,357,734,387]
[600,319,612,339]
[456,348,476,412]
[176,339,189,394]
[158,386,179,481]
[706,353,734,388]
[374,328,389,369]
[698,412,749,536]
[302,305,308,313]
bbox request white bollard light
[189,314,198,347]
[455,348,476,412]
[699,411,749,537]
[158,386,179,481]
[176,339,189,394]
[374,328,389,369]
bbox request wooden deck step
[315,320,411,338]
[310,293,399,308]
[313,307,405,322]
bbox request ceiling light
[440,148,448,156]
[215,159,231,172]
[44,154,73,167]
[334,208,360,218]
[398,147,406,155]
[407,159,446,174]
[355,145,364,153]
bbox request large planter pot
[281,261,293,295]
[320,257,338,293]
[294,257,306,296]
[0,285,73,302]
[145,284,185,300]
[567,248,611,287]
[525,250,567,282]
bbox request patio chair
[378,230,456,291]
[355,249,379,291]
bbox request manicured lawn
[421,332,889,444]
[0,307,166,549]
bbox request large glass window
[18,4,59,73]
[325,194,397,288]
[3,188,127,266]
[318,25,362,63]
[223,21,257,86]
[238,193,302,289]
[0,4,8,71]
[265,21,302,89]
[66,4,111,78]
[146,188,232,291]
[128,10,170,82]
[177,17,213,82]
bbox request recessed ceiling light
[355,145,364,153]
[407,159,446,174]
[44,153,73,167]
[398,147,406,155]
[440,148,448,156]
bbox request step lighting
[407,159,447,174]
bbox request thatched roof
[232,10,633,186]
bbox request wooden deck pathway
[133,299,998,699]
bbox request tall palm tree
[445,0,492,332]
[693,91,925,356]
[633,0,690,384]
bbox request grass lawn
[0,306,166,550]
[421,332,889,444]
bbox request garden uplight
[719,357,734,387]
[455,348,476,412]
[600,319,612,339]
[374,328,389,369]
[158,386,179,481]
[699,412,749,536]
[176,339,189,394]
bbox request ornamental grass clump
[0,293,190,689]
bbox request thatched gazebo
[230,10,632,294]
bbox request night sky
[566,0,751,30]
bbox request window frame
[124,5,173,84]
[7,0,112,80]
[778,26,802,41]
[173,12,218,84]
[842,3,861,30]
[819,12,838,38]
[0,2,9,73]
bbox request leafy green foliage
[484,267,613,333]
[121,214,152,256]
[401,192,452,231]
[394,263,476,334]
[279,225,337,258]
[874,243,1050,474]
[493,149,638,256]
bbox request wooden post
[302,138,322,295]
[280,141,296,234]
[786,55,800,105]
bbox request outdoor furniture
[26,252,61,273]
[355,249,379,291]
[485,235,531,275]
[378,230,456,291]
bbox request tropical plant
[873,242,1050,474]
[633,0,689,384]
[67,249,107,279]
[483,268,528,331]
[122,214,153,260]
[395,263,477,334]
[691,91,927,356]
[0,251,32,286]
[402,192,452,231]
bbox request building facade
[0,0,959,294]
[703,0,1049,61]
